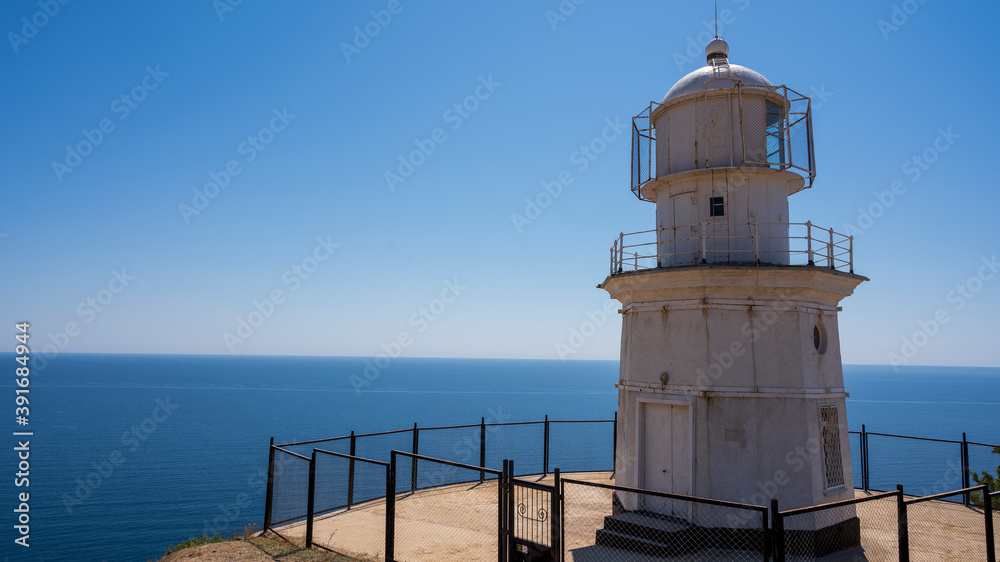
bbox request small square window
[709,197,725,217]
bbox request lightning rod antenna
[714,1,719,38]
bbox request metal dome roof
[661,40,773,104]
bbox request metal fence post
[827,227,834,268]
[480,416,487,483]
[618,232,625,273]
[507,460,516,558]
[962,433,971,506]
[498,459,507,562]
[984,486,995,562]
[897,484,909,562]
[770,498,784,562]
[806,221,814,265]
[552,468,561,562]
[263,438,275,530]
[544,415,550,476]
[612,411,618,473]
[386,453,396,562]
[862,425,869,492]
[411,423,419,493]
[348,431,356,509]
[305,450,316,548]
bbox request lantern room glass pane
[765,100,785,168]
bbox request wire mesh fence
[268,447,311,527]
[866,433,962,494]
[548,420,615,474]
[392,452,501,562]
[969,443,1000,503]
[906,487,990,562]
[778,490,898,561]
[309,451,389,560]
[561,478,767,561]
[486,421,545,476]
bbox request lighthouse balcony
[609,221,853,275]
[631,84,816,201]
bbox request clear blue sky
[1,0,997,367]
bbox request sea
[0,354,997,561]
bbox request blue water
[0,354,997,561]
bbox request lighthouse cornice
[639,166,806,203]
[600,265,867,308]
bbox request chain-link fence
[391,451,502,562]
[866,433,962,494]
[266,446,311,530]
[777,490,898,561]
[561,478,768,561]
[905,486,992,562]
[309,450,389,560]
[548,420,615,474]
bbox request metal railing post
[849,235,854,273]
[305,450,316,548]
[617,232,624,273]
[544,415,550,475]
[498,459,506,562]
[263,438,275,530]
[411,423,419,493]
[480,417,486,483]
[348,431,356,509]
[828,227,835,269]
[771,498,784,562]
[897,485,909,562]
[507,460,516,557]
[612,412,618,473]
[962,433,971,506]
[861,424,869,492]
[552,468,562,561]
[806,221,814,265]
[386,453,396,562]
[985,487,996,562]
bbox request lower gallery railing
[262,418,1000,561]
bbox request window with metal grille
[819,405,845,489]
[709,196,725,217]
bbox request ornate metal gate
[502,460,561,561]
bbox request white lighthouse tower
[601,37,866,540]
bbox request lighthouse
[601,36,866,536]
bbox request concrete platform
[276,479,997,561]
